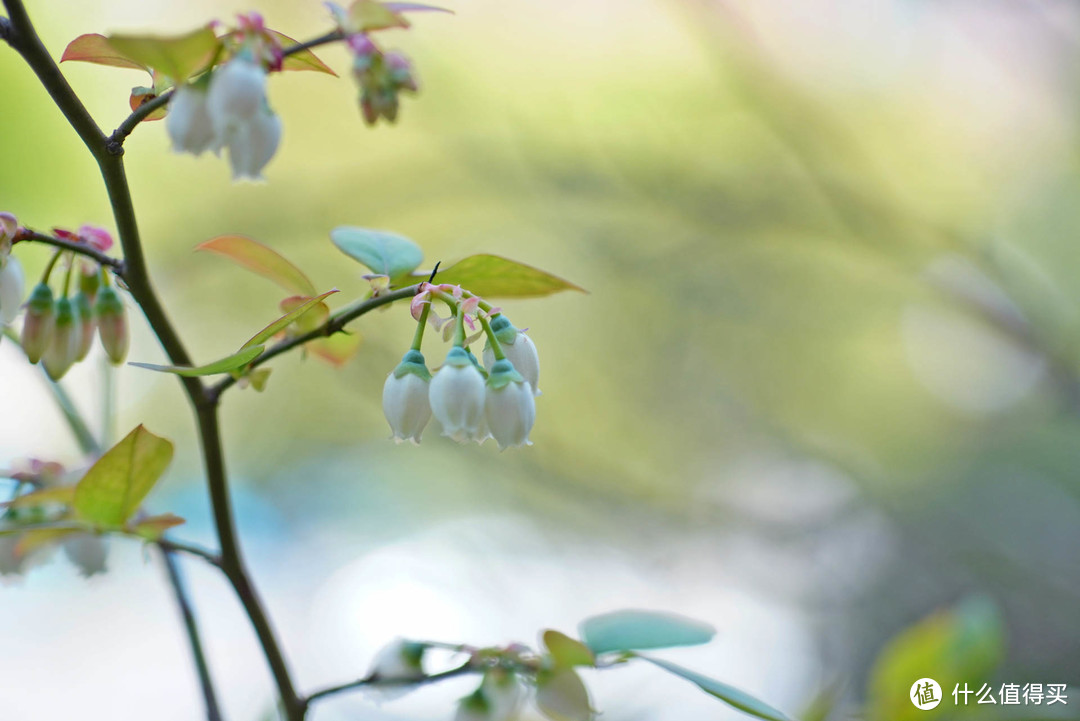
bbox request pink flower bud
[42,297,79,380]
[72,291,96,361]
[95,286,128,365]
[20,282,55,363]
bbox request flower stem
[40,248,61,284]
[411,302,430,351]
[478,314,505,361]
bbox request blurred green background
[2,0,1080,719]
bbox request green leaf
[60,33,148,70]
[349,0,412,31]
[72,425,174,527]
[107,25,221,83]
[867,596,1004,721]
[196,235,317,297]
[130,513,186,540]
[129,345,264,376]
[536,669,593,721]
[580,610,716,654]
[242,290,338,349]
[271,30,338,76]
[422,254,585,298]
[330,227,424,279]
[642,657,792,721]
[3,485,76,509]
[542,630,595,669]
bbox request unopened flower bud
[382,350,432,444]
[368,638,426,681]
[20,282,55,363]
[0,254,25,325]
[42,297,79,380]
[72,291,96,361]
[95,286,128,365]
[78,262,101,299]
[484,359,535,450]
[167,81,216,156]
[429,346,487,443]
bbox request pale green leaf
[330,227,424,279]
[580,610,716,654]
[73,425,174,527]
[536,669,593,721]
[129,345,264,376]
[643,657,792,721]
[543,630,595,669]
[107,25,221,83]
[422,254,584,298]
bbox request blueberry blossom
[367,638,427,682]
[484,358,535,450]
[483,315,540,396]
[382,350,433,444]
[206,55,282,180]
[429,346,487,443]
[166,81,216,156]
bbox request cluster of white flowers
[167,55,282,181]
[382,306,540,449]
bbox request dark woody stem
[14,230,124,275]
[2,1,305,717]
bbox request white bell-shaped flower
[0,254,25,325]
[382,350,432,444]
[207,56,281,180]
[484,359,535,450]
[166,82,216,156]
[367,638,426,681]
[223,108,282,181]
[483,316,540,395]
[430,346,487,443]
[62,533,107,577]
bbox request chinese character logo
[912,678,943,710]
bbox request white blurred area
[0,508,817,721]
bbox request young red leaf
[61,33,147,70]
[308,332,363,367]
[196,235,317,297]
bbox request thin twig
[109,30,345,146]
[208,284,420,400]
[303,663,476,710]
[13,230,125,275]
[157,537,223,567]
[160,548,225,721]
